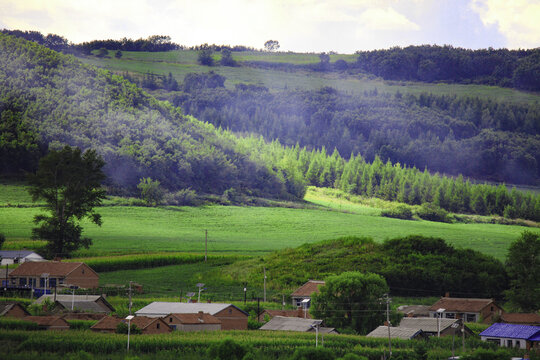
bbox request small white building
[0,251,44,266]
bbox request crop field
[77,50,540,104]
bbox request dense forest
[0,33,302,199]
[153,72,540,186]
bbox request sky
[0,0,539,53]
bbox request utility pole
[383,293,392,358]
[243,283,247,305]
[205,229,208,262]
[263,267,267,303]
[128,281,133,316]
[257,297,260,322]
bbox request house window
[506,339,512,347]
[491,306,494,312]
[169,317,172,323]
[229,309,232,314]
[445,313,455,319]
[82,269,85,274]
[157,323,160,329]
[466,314,476,322]
[19,278,27,286]
[486,338,499,344]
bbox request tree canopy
[28,146,106,258]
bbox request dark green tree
[28,146,106,258]
[311,271,389,334]
[220,48,236,66]
[505,231,540,311]
[114,50,122,59]
[264,40,279,52]
[197,43,214,66]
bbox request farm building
[367,326,425,340]
[291,280,325,308]
[0,302,30,318]
[480,323,540,351]
[24,316,70,330]
[0,250,44,265]
[500,313,540,326]
[135,302,248,330]
[429,297,503,323]
[8,262,99,292]
[164,312,221,331]
[35,294,115,314]
[399,317,472,337]
[260,316,337,334]
[258,308,310,322]
[91,316,172,334]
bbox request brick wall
[65,264,99,289]
[215,306,248,330]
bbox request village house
[0,250,44,266]
[260,316,337,334]
[258,308,311,322]
[500,313,540,326]
[367,326,426,340]
[0,302,30,318]
[135,302,249,330]
[35,294,115,314]
[91,316,172,334]
[397,305,430,318]
[291,280,325,308]
[428,296,503,323]
[8,262,99,293]
[164,312,221,331]
[480,323,540,351]
[24,316,70,330]
[399,317,473,337]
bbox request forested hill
[0,33,302,199]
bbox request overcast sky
[1,0,539,53]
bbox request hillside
[76,49,540,187]
[0,33,302,199]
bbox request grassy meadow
[78,50,540,104]
[0,184,534,260]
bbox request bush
[337,354,367,360]
[163,188,199,206]
[207,338,247,360]
[290,347,335,360]
[116,322,142,334]
[0,318,39,330]
[66,319,98,330]
[462,348,511,360]
[381,205,414,220]
[416,203,451,223]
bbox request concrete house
[0,303,30,318]
[399,317,473,337]
[291,280,325,308]
[136,302,249,330]
[164,312,221,331]
[8,262,99,292]
[500,313,540,326]
[367,326,425,340]
[35,294,115,314]
[0,250,44,265]
[480,323,540,351]
[91,316,172,334]
[260,316,337,334]
[428,297,503,323]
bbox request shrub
[338,354,367,360]
[462,348,511,360]
[207,338,247,360]
[416,203,451,223]
[290,347,335,360]
[66,320,98,330]
[163,188,199,206]
[381,205,413,220]
[0,318,39,330]
[116,322,142,334]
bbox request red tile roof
[428,297,495,312]
[24,316,69,327]
[291,280,325,297]
[167,313,221,324]
[500,313,540,325]
[262,309,311,319]
[9,262,97,277]
[90,316,122,331]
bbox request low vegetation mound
[224,235,508,298]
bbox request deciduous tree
[28,146,106,258]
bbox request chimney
[445,292,450,297]
[384,320,389,326]
[198,311,204,320]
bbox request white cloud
[471,0,540,48]
[357,6,421,31]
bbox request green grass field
[78,50,540,104]
[0,201,531,261]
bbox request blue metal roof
[480,323,540,340]
[0,250,40,258]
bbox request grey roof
[259,316,335,333]
[397,305,430,317]
[35,294,101,304]
[367,326,424,340]
[135,302,248,317]
[0,250,42,259]
[399,317,460,332]
[56,301,110,313]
